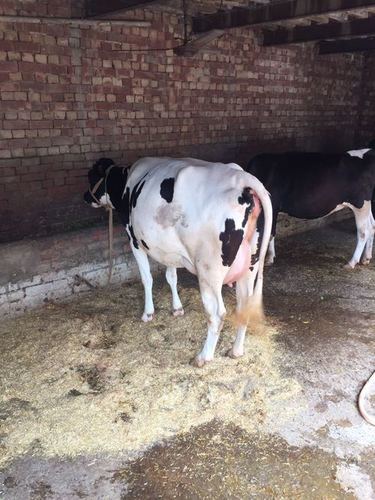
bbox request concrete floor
[1,217,375,499]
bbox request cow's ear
[92,158,115,177]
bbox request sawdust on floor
[0,274,302,468]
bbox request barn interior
[1,0,375,497]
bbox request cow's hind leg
[131,244,155,322]
[362,211,375,265]
[227,265,259,358]
[193,277,226,368]
[347,201,373,268]
[165,267,184,316]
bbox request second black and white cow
[246,149,375,268]
[84,157,272,366]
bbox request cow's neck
[106,167,128,211]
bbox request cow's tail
[238,173,272,330]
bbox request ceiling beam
[262,15,375,46]
[174,30,224,56]
[86,0,158,17]
[319,34,375,53]
[192,0,375,33]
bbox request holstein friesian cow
[84,157,272,366]
[246,149,375,268]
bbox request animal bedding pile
[0,274,302,467]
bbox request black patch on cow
[160,178,175,203]
[130,180,146,210]
[128,225,139,249]
[141,239,149,250]
[238,187,253,205]
[219,219,244,267]
[238,188,255,228]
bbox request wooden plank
[87,0,158,17]
[192,0,375,33]
[0,14,151,25]
[319,34,375,52]
[174,30,225,56]
[262,15,375,45]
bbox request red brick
[0,7,371,244]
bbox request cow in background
[84,157,272,366]
[246,148,375,268]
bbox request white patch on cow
[98,194,115,209]
[347,148,371,159]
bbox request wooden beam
[174,30,224,56]
[262,15,375,46]
[86,0,158,17]
[319,34,375,53]
[0,14,150,26]
[192,0,375,33]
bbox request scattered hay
[0,274,302,468]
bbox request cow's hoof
[361,259,371,266]
[226,347,244,359]
[141,313,154,322]
[190,356,210,368]
[173,308,184,317]
[344,262,356,270]
[265,258,274,267]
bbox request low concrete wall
[0,209,352,318]
[0,223,149,318]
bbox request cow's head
[84,158,115,208]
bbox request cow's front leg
[361,213,375,265]
[130,244,154,322]
[193,280,226,367]
[265,236,275,265]
[362,231,374,265]
[165,267,184,316]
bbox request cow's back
[245,151,375,218]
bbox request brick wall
[357,52,375,147]
[0,4,368,243]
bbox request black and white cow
[84,157,272,366]
[246,149,375,268]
